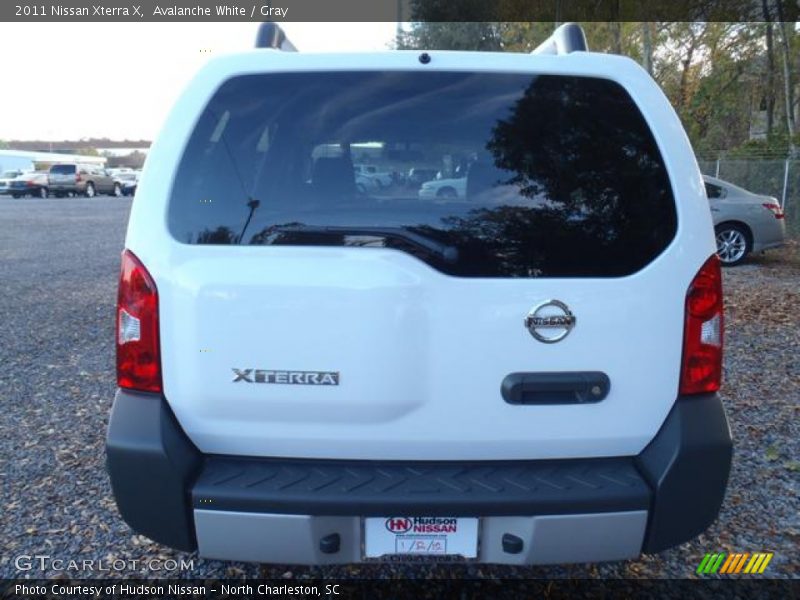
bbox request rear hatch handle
[501,372,610,405]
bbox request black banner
[2,579,799,600]
[1,0,798,22]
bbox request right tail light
[762,202,785,219]
[679,255,723,395]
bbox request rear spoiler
[255,23,297,51]
[531,23,588,56]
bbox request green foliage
[396,20,799,157]
[74,147,100,156]
[397,23,503,50]
[727,135,800,159]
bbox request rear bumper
[106,390,732,564]
[6,186,39,194]
[753,218,787,253]
[754,239,785,253]
[49,183,84,193]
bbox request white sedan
[418,177,466,200]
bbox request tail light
[75,172,82,183]
[680,255,723,395]
[117,250,162,393]
[762,202,785,219]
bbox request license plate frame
[364,516,479,558]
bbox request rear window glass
[168,71,676,277]
[50,165,76,174]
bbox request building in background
[0,149,106,172]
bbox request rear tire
[11,193,20,199]
[715,223,751,266]
[85,183,96,198]
[112,183,122,197]
[39,187,49,199]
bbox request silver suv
[48,163,120,198]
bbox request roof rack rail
[531,23,588,56]
[255,23,297,51]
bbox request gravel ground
[0,197,797,580]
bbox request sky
[0,22,397,141]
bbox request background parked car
[7,171,49,198]
[115,171,140,197]
[355,172,380,195]
[406,167,438,189]
[107,167,135,178]
[48,164,120,198]
[0,169,26,196]
[354,164,393,188]
[113,171,138,185]
[418,176,466,199]
[704,175,786,266]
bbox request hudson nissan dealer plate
[364,517,479,558]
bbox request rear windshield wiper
[271,225,459,264]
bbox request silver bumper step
[194,509,648,565]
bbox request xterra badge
[232,369,339,385]
[525,300,576,343]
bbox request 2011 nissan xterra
[106,23,732,565]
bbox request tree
[394,19,798,156]
[641,22,654,75]
[773,1,797,155]
[75,147,100,156]
[396,22,503,50]
[762,1,777,137]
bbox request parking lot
[0,196,798,579]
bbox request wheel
[356,183,367,195]
[39,187,48,199]
[715,223,751,266]
[112,183,122,197]
[11,193,20,199]
[436,187,458,199]
[85,183,96,198]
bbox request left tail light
[117,249,162,393]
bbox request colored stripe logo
[697,552,773,574]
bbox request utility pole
[774,1,797,157]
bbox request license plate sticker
[364,517,479,558]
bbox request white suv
[107,24,732,566]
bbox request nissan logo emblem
[525,300,576,343]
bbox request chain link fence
[697,158,800,238]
